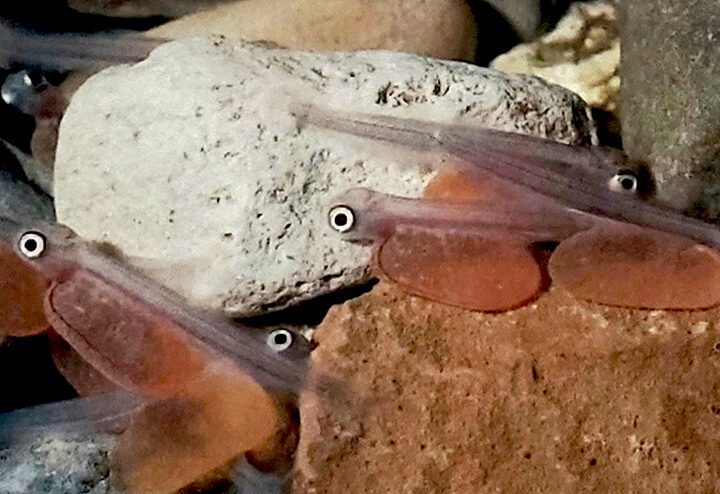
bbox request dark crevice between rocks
[466,2,521,67]
[0,334,77,414]
[537,1,577,37]
[466,0,576,66]
[239,280,379,329]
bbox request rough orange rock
[296,282,720,492]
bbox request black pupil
[273,332,288,346]
[334,213,348,227]
[24,238,38,252]
[620,177,635,190]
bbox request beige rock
[491,1,619,113]
[148,0,477,61]
[296,282,720,492]
[68,0,236,18]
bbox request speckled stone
[296,282,720,493]
[55,38,593,316]
[0,436,118,494]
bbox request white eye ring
[328,205,355,233]
[267,329,293,352]
[608,171,638,193]
[18,232,46,258]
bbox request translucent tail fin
[0,390,147,446]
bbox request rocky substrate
[297,283,720,493]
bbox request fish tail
[0,391,147,446]
[0,21,165,71]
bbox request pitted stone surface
[0,436,118,494]
[296,283,720,493]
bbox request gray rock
[620,0,720,214]
[0,435,118,494]
[55,38,594,317]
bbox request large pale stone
[55,38,593,316]
[296,283,720,492]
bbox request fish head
[0,216,77,272]
[0,172,58,335]
[265,327,315,361]
[1,70,62,118]
[0,215,80,337]
[327,188,397,242]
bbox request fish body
[0,22,165,72]
[302,106,720,250]
[0,23,166,174]
[0,171,313,491]
[0,138,54,195]
[301,105,720,310]
[0,215,308,395]
[0,169,311,394]
[1,70,63,118]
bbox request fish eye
[22,70,49,92]
[267,328,293,352]
[328,205,355,233]
[18,232,46,258]
[608,170,638,193]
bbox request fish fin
[0,242,50,337]
[423,168,495,203]
[0,21,165,72]
[229,456,290,494]
[48,331,119,396]
[548,224,720,309]
[114,363,286,494]
[424,168,575,231]
[126,253,237,309]
[0,390,146,446]
[44,271,209,397]
[423,167,540,208]
[376,228,543,311]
